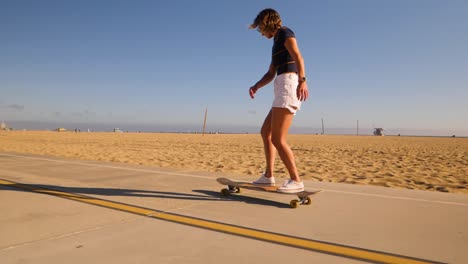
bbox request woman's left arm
[285,38,309,101]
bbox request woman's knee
[261,127,271,141]
[271,135,286,150]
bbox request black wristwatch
[299,76,307,83]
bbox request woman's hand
[297,81,309,101]
[249,86,258,99]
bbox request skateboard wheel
[228,185,241,193]
[220,188,230,196]
[304,197,312,205]
[290,199,300,208]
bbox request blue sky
[1,0,467,135]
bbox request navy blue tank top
[272,27,298,75]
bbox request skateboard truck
[291,193,312,208]
[220,185,241,196]
[227,185,241,193]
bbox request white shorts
[272,73,301,114]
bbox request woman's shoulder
[279,26,295,38]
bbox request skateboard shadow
[2,183,219,202]
[194,190,291,209]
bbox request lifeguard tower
[374,128,384,136]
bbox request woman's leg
[260,110,276,177]
[270,107,301,182]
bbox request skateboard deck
[216,177,321,208]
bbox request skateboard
[216,177,321,208]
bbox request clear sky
[1,0,467,135]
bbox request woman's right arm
[249,62,276,99]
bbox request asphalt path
[1,152,467,263]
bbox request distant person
[248,8,309,193]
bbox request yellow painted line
[1,178,444,264]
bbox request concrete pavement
[1,152,467,263]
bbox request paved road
[1,152,467,263]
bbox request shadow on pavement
[194,189,290,208]
[1,183,290,208]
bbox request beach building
[374,128,384,136]
[0,122,6,130]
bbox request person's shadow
[2,183,217,201]
[2,183,289,208]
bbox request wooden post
[321,118,325,135]
[357,120,359,136]
[202,107,208,136]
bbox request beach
[0,131,466,194]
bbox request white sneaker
[252,174,275,186]
[277,179,304,193]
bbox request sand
[0,131,467,194]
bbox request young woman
[248,8,309,193]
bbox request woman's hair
[249,8,282,32]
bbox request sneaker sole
[277,188,304,193]
[252,183,276,186]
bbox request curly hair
[249,8,282,32]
